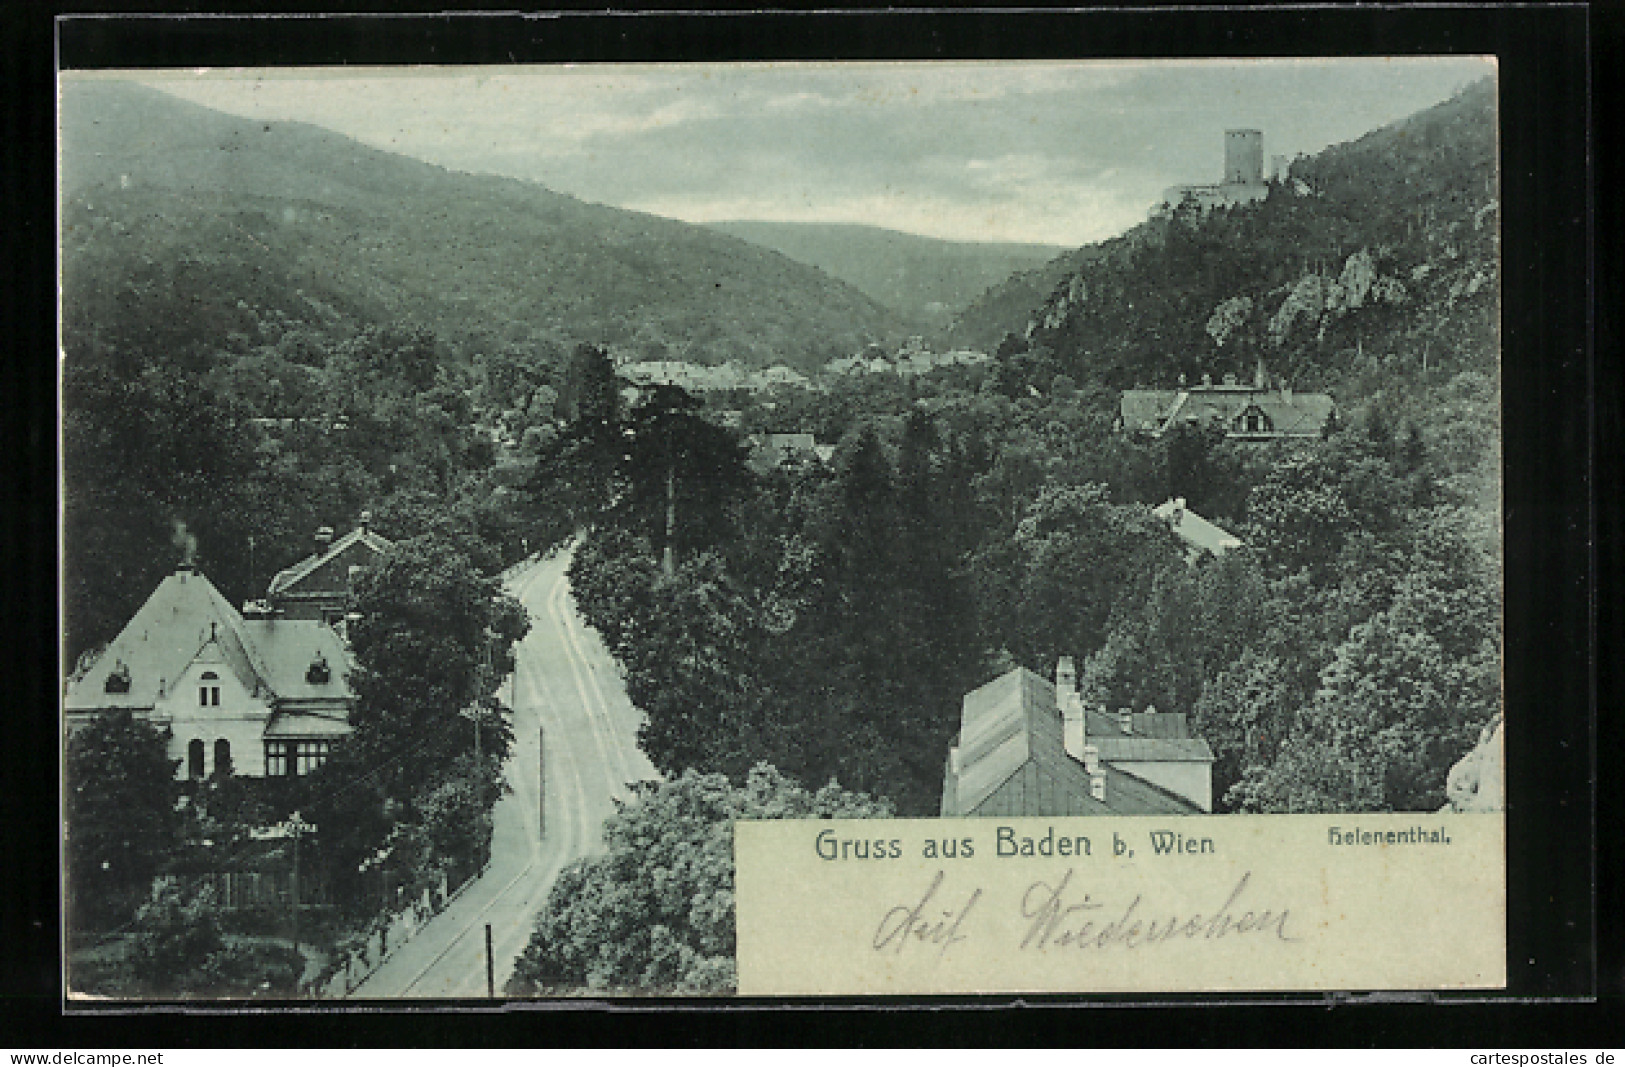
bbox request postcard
[59,55,1503,1001]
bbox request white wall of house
[1114,760,1212,813]
[151,658,273,779]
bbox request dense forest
[59,80,902,376]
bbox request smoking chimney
[171,519,198,570]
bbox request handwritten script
[871,868,1299,958]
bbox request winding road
[349,547,658,998]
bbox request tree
[1229,593,1496,814]
[65,710,181,929]
[973,483,1168,672]
[307,532,528,902]
[614,385,752,572]
[561,342,619,431]
[506,765,890,995]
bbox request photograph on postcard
[58,57,1502,1000]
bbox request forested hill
[975,77,1498,408]
[708,219,1065,329]
[59,80,903,370]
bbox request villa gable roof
[65,568,268,712]
[64,567,356,714]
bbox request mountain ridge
[60,80,907,372]
[708,218,1066,329]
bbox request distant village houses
[941,658,1215,817]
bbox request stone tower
[1224,129,1265,185]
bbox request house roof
[64,568,352,712]
[65,568,264,712]
[1093,736,1214,762]
[1120,387,1334,436]
[267,525,392,597]
[945,667,1209,816]
[746,433,824,472]
[1151,498,1243,557]
[240,618,351,704]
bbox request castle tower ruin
[1224,129,1265,185]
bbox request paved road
[350,547,658,998]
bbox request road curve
[349,547,658,998]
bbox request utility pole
[287,812,312,974]
[485,923,495,998]
[538,724,546,840]
[291,825,300,961]
[662,463,676,577]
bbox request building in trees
[64,564,353,781]
[1119,368,1335,440]
[263,513,393,628]
[743,432,834,474]
[1152,497,1244,562]
[941,658,1215,816]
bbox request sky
[115,58,1494,248]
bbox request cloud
[104,58,1496,246]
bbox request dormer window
[1237,406,1273,434]
[306,654,331,686]
[103,661,131,694]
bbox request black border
[5,2,1606,1048]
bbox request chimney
[1057,657,1087,760]
[315,526,335,549]
[358,510,372,533]
[1201,372,1213,388]
[1118,709,1134,734]
[1090,775,1106,802]
[1255,358,1268,390]
[1170,498,1186,526]
[1282,382,1293,403]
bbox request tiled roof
[945,667,1208,816]
[267,526,392,596]
[1093,737,1214,763]
[65,568,265,711]
[1151,499,1244,557]
[64,568,353,712]
[240,619,351,704]
[1120,387,1333,436]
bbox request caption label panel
[735,814,1504,995]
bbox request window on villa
[214,738,232,777]
[199,671,220,706]
[264,739,332,777]
[188,739,205,779]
